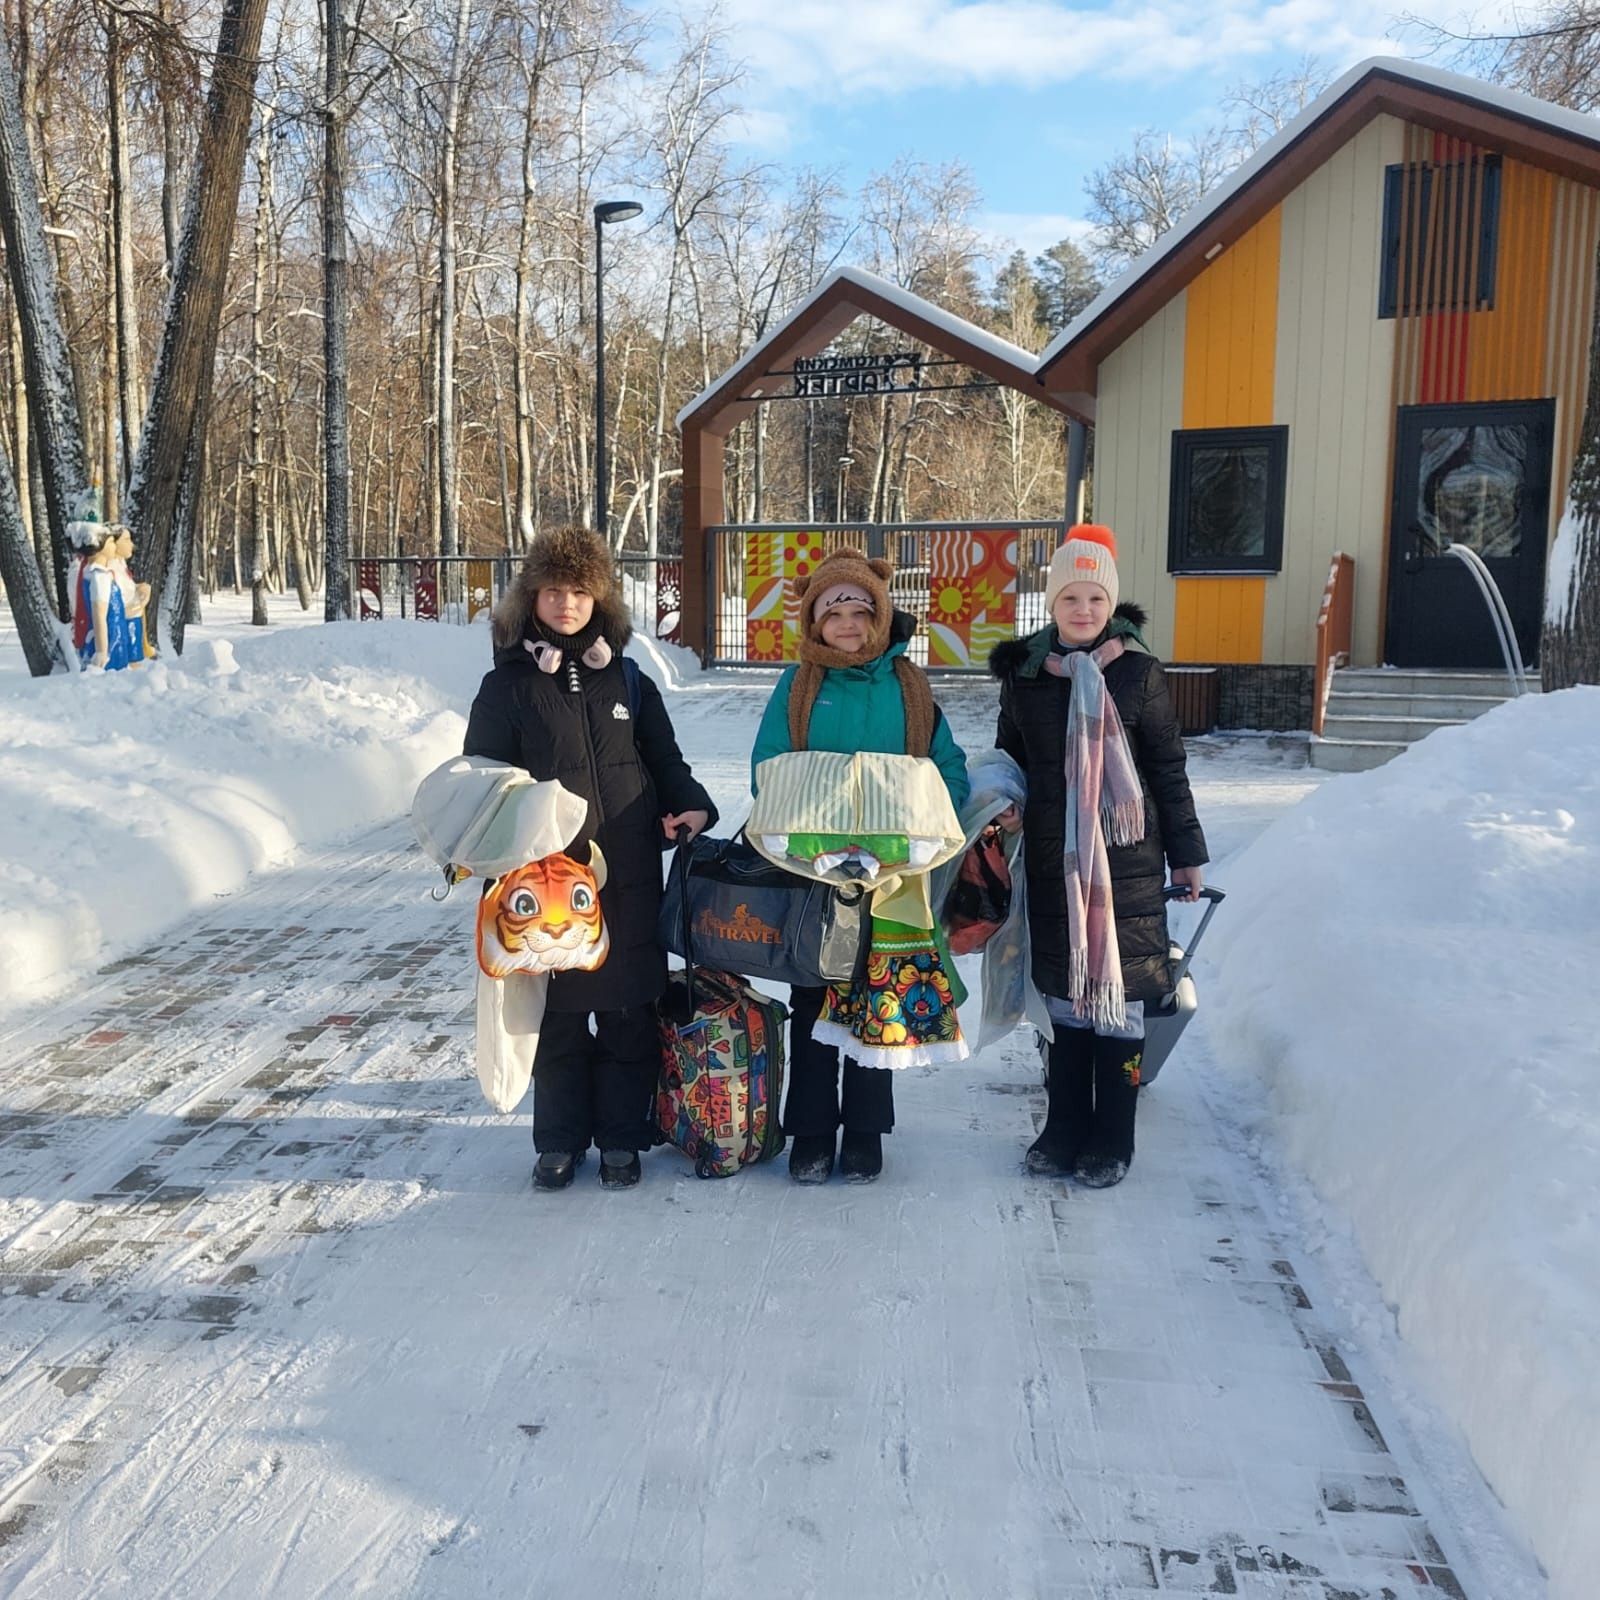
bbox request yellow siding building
[1039,59,1600,711]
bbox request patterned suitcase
[656,967,788,1179]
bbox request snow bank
[1206,688,1600,1600]
[0,613,701,1016]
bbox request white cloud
[724,106,797,151]
[979,210,1094,258]
[689,0,1504,99]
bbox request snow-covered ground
[1208,687,1600,1600]
[0,602,1580,1597]
[0,592,696,1019]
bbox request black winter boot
[533,1151,584,1190]
[1027,1026,1095,1176]
[1074,1036,1142,1189]
[599,1149,642,1188]
[839,1130,883,1183]
[789,1134,836,1184]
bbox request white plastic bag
[412,755,587,881]
[475,969,547,1113]
[411,757,591,1113]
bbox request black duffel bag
[658,830,866,988]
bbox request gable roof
[1036,57,1600,397]
[676,264,1086,436]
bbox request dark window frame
[1379,156,1502,320]
[1168,425,1289,575]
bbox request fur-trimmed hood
[989,602,1149,679]
[491,526,632,659]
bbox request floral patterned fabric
[812,915,967,1069]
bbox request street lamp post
[836,455,853,522]
[593,199,642,540]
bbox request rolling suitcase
[655,829,789,1178]
[656,968,788,1178]
[1034,885,1226,1087]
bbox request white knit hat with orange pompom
[1043,523,1120,616]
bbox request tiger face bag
[472,844,610,1114]
[410,754,611,1113]
[476,846,610,979]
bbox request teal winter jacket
[750,628,971,809]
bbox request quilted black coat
[463,607,716,1013]
[990,609,1208,1006]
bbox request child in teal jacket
[750,548,969,1185]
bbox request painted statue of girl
[113,527,153,661]
[70,520,137,672]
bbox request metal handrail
[1443,543,1529,695]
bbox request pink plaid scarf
[1043,637,1145,1030]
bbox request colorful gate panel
[414,559,440,621]
[656,559,683,643]
[466,560,494,622]
[744,531,823,661]
[357,560,383,620]
[926,530,1018,666]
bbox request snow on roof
[675,57,1600,425]
[1036,55,1600,373]
[675,264,1039,430]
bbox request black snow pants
[782,985,895,1138]
[531,1006,660,1155]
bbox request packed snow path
[0,682,1522,1598]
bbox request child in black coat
[991,525,1207,1187]
[464,527,717,1190]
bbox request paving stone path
[0,698,1522,1598]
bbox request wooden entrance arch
[676,265,1092,658]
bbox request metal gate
[709,521,1063,668]
[347,556,513,623]
[347,553,683,642]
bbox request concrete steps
[1311,666,1528,773]
[1322,690,1512,720]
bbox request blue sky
[695,0,1511,261]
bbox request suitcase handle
[1162,884,1226,904]
[671,824,698,1019]
[1161,884,1224,1001]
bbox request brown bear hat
[788,547,935,757]
[492,525,632,665]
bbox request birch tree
[126,0,271,652]
[0,14,90,619]
[434,0,472,559]
[0,404,71,673]
[642,19,742,557]
[322,0,352,617]
[106,7,144,500]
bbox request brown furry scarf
[786,639,936,759]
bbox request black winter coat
[991,613,1207,1006]
[463,647,717,1012]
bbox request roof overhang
[1036,57,1600,399]
[678,264,1091,436]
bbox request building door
[1386,399,1553,668]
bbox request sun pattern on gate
[466,560,494,622]
[926,530,1018,666]
[745,531,823,661]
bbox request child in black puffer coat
[990,525,1207,1188]
[464,526,717,1192]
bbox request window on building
[1168,426,1288,574]
[1379,156,1502,319]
